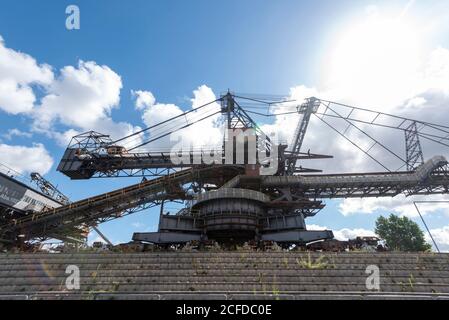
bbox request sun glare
[326,11,423,108]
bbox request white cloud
[132,90,155,110]
[333,228,377,241]
[261,85,319,145]
[191,85,217,109]
[2,128,32,140]
[134,85,222,151]
[404,96,426,108]
[29,60,142,145]
[141,102,183,128]
[34,60,122,130]
[182,85,222,148]
[0,80,36,115]
[0,143,53,175]
[50,129,81,147]
[0,36,53,114]
[0,36,142,147]
[422,47,449,93]
[340,195,449,218]
[427,225,449,252]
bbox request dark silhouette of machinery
[1,92,449,247]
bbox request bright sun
[326,11,423,109]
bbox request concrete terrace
[0,251,448,300]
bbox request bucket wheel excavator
[1,92,449,247]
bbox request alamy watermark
[65,265,80,290]
[170,128,279,175]
[365,265,380,290]
[66,5,80,30]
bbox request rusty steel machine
[1,92,449,247]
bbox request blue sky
[1,0,449,249]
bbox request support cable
[319,99,449,132]
[121,106,220,150]
[325,105,407,165]
[107,99,220,147]
[247,109,449,144]
[128,110,221,151]
[313,113,391,171]
[413,201,444,253]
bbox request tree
[375,214,432,252]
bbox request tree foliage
[375,214,432,252]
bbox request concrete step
[0,282,447,293]
[4,292,449,300]
[0,252,448,298]
[0,275,446,286]
[0,263,445,273]
[0,251,449,263]
[1,268,447,278]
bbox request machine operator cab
[73,145,127,159]
[74,148,92,159]
[106,145,128,156]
